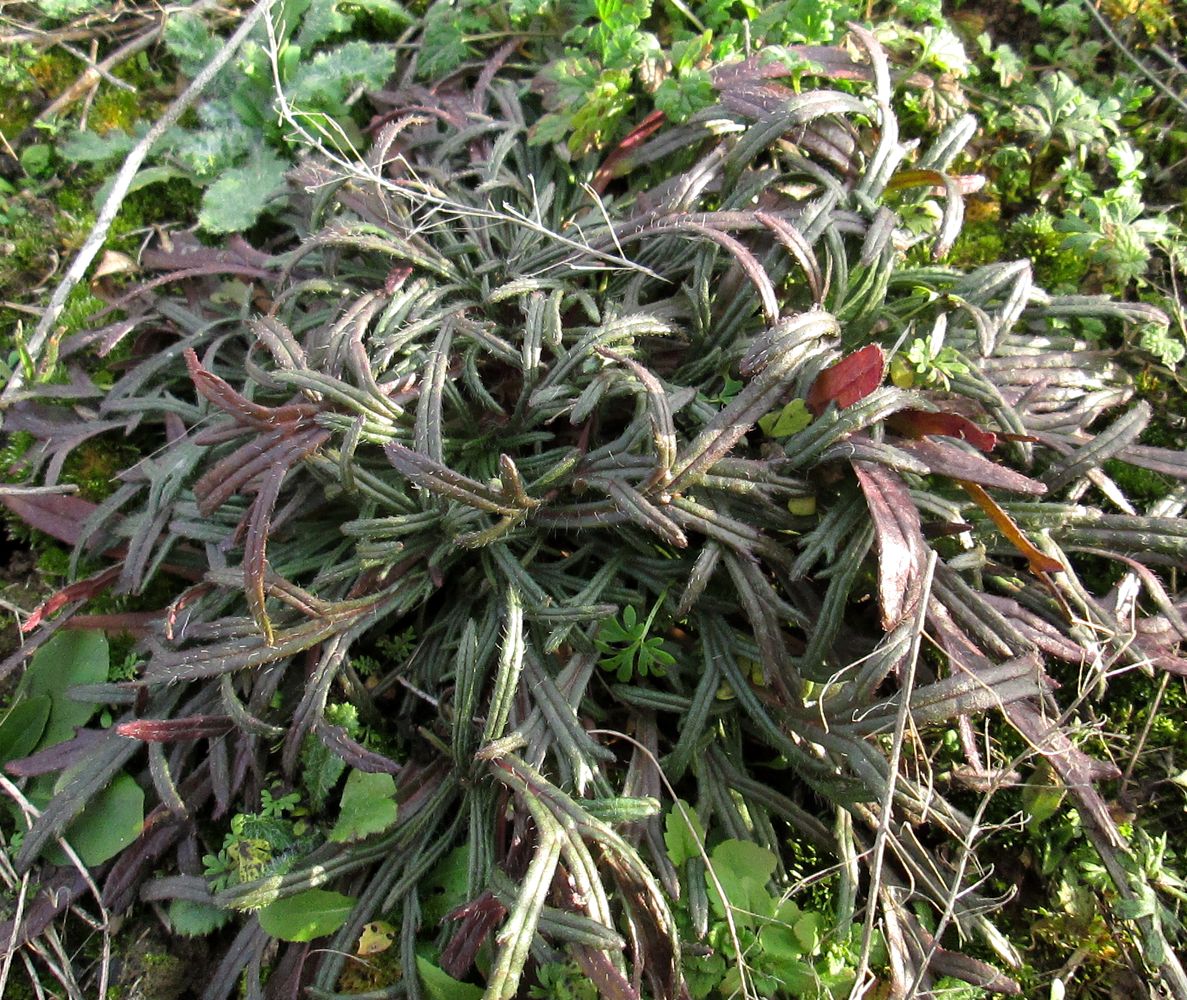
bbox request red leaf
[592,109,667,193]
[887,408,997,452]
[853,462,929,630]
[21,565,121,633]
[0,492,101,546]
[806,344,884,417]
[185,349,316,428]
[116,716,235,742]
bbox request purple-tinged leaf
[21,565,122,633]
[852,462,928,630]
[315,717,402,774]
[909,922,1021,995]
[0,868,90,951]
[194,427,330,517]
[185,349,318,429]
[244,464,287,644]
[896,437,1047,494]
[597,347,677,481]
[572,945,643,1000]
[0,491,103,546]
[671,312,837,489]
[930,605,1120,801]
[5,728,107,777]
[980,595,1084,662]
[606,480,687,548]
[593,109,667,192]
[441,892,507,977]
[1132,617,1187,677]
[755,211,824,304]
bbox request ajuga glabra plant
[3,26,1187,1000]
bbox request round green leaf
[0,696,51,764]
[20,631,109,749]
[259,889,356,942]
[49,772,144,867]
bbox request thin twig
[848,551,936,1000]
[54,40,138,93]
[2,0,277,412]
[1121,671,1171,789]
[0,853,31,998]
[0,773,112,1000]
[1080,0,1187,119]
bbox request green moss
[0,49,74,134]
[89,87,145,136]
[1004,211,1088,291]
[119,177,202,230]
[61,438,138,502]
[1103,459,1172,506]
[947,219,1005,271]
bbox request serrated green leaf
[706,839,778,927]
[663,799,705,866]
[58,128,135,165]
[654,70,715,123]
[259,888,356,941]
[296,0,355,49]
[415,955,483,1000]
[418,0,491,79]
[198,150,288,233]
[329,769,398,842]
[300,734,347,811]
[529,112,572,147]
[287,41,395,107]
[164,12,221,76]
[168,899,231,937]
[167,102,254,178]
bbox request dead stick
[2,0,277,414]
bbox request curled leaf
[960,482,1063,576]
[887,408,997,452]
